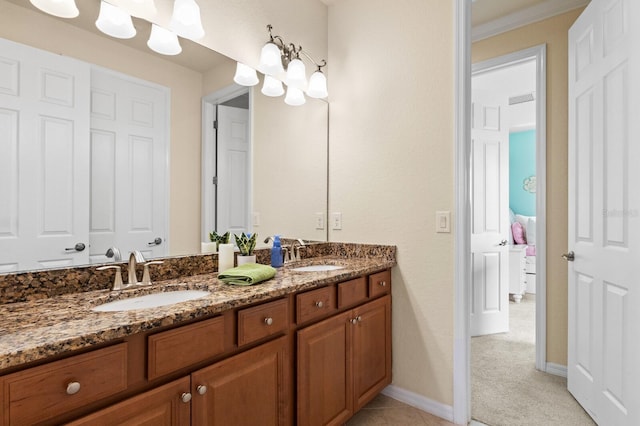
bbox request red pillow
[512,222,527,244]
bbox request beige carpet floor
[471,294,595,426]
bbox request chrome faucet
[128,251,145,285]
[291,239,306,262]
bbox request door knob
[498,240,508,246]
[147,237,162,246]
[562,251,575,262]
[65,243,86,252]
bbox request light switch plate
[436,211,451,233]
[331,212,342,230]
[315,212,325,230]
[253,212,261,226]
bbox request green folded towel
[218,263,277,286]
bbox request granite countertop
[0,256,394,371]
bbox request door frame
[201,84,252,243]
[454,1,548,422]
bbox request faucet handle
[97,265,124,291]
[142,261,164,285]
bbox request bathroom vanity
[0,244,394,425]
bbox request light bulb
[261,75,285,97]
[233,63,259,87]
[95,1,136,39]
[285,58,307,90]
[259,42,284,75]
[284,86,306,106]
[30,0,78,18]
[169,0,205,40]
[147,24,182,56]
[307,70,328,99]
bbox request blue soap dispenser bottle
[271,235,283,268]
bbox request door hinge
[213,120,218,130]
[212,176,218,185]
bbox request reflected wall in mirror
[0,0,328,274]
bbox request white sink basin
[92,290,210,312]
[291,265,345,272]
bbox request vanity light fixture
[169,0,205,40]
[235,24,328,106]
[30,0,79,18]
[95,1,136,39]
[147,24,182,55]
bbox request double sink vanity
[0,243,395,425]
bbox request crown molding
[472,0,589,42]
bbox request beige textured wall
[328,0,455,405]
[472,8,585,366]
[0,0,203,256]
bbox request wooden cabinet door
[191,336,289,426]
[66,377,191,426]
[352,295,392,411]
[297,311,352,426]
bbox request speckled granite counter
[0,254,395,371]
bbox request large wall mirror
[0,0,328,273]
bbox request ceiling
[471,0,590,40]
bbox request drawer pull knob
[66,381,81,395]
[197,385,207,395]
[350,318,358,325]
[379,281,386,287]
[264,317,273,326]
[356,315,362,323]
[315,301,324,308]
[181,392,192,403]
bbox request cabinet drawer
[1,343,127,425]
[338,277,368,309]
[148,316,225,381]
[296,286,337,324]
[369,270,391,298]
[238,298,288,347]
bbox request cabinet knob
[66,381,81,395]
[379,281,386,287]
[181,392,192,403]
[356,315,362,323]
[315,301,324,308]
[197,385,207,395]
[264,317,273,326]
[350,318,358,325]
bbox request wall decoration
[523,175,536,193]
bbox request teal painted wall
[509,130,536,216]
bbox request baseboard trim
[382,385,454,423]
[546,362,568,377]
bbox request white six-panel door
[0,38,90,272]
[568,0,639,424]
[470,89,510,336]
[89,68,168,262]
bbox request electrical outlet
[315,212,325,230]
[253,212,261,226]
[331,212,342,230]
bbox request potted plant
[234,232,257,265]
[209,231,230,251]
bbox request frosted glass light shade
[96,1,136,39]
[261,75,285,97]
[307,70,328,99]
[259,42,284,75]
[285,58,307,90]
[169,0,205,40]
[284,86,306,106]
[147,24,182,55]
[233,63,259,86]
[30,0,78,18]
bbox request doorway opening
[470,47,547,424]
[201,85,252,244]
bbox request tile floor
[346,394,456,425]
